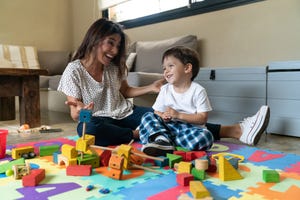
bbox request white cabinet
[195,66,267,125]
[267,61,300,137]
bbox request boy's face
[162,55,191,85]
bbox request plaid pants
[139,112,214,151]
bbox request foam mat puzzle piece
[247,182,300,200]
[229,147,300,170]
[81,166,173,196]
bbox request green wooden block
[166,153,182,168]
[39,144,60,156]
[176,147,189,152]
[192,168,206,180]
[78,154,99,168]
[263,170,280,183]
[0,158,25,173]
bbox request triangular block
[218,155,243,181]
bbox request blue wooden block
[79,109,92,123]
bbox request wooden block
[66,165,92,176]
[177,161,192,174]
[219,155,243,181]
[154,156,169,167]
[107,168,123,180]
[190,180,210,199]
[77,154,99,168]
[12,146,34,159]
[263,170,280,183]
[173,151,186,161]
[109,154,124,170]
[166,153,182,168]
[79,109,92,123]
[61,144,77,159]
[22,169,45,187]
[191,168,206,180]
[52,151,61,164]
[39,144,60,157]
[117,144,132,169]
[186,151,206,161]
[99,150,111,167]
[195,159,209,170]
[176,173,194,186]
[76,134,95,152]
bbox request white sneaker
[239,105,270,145]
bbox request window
[101,0,263,29]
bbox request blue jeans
[77,105,153,146]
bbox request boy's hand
[165,107,179,119]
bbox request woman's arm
[120,79,165,98]
[65,96,94,121]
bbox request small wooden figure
[12,163,31,179]
[12,146,35,159]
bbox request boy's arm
[165,107,208,125]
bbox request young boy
[139,46,214,156]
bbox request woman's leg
[77,117,133,146]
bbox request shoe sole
[142,144,175,157]
[251,106,270,145]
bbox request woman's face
[96,33,121,66]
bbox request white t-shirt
[153,82,212,116]
[57,59,133,119]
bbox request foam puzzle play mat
[1,133,300,200]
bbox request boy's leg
[169,122,214,151]
[139,112,175,156]
[206,105,270,146]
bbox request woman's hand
[151,78,166,93]
[65,97,94,121]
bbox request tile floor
[1,110,300,155]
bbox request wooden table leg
[19,76,41,128]
[0,97,16,120]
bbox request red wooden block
[206,158,217,173]
[66,165,92,176]
[186,151,207,161]
[22,169,45,187]
[100,150,111,167]
[176,173,194,186]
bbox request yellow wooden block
[61,144,77,159]
[190,180,210,199]
[76,134,95,152]
[12,146,34,159]
[218,155,243,181]
[177,161,192,174]
[117,144,132,169]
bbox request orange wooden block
[109,154,124,170]
[22,169,45,187]
[107,168,123,180]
